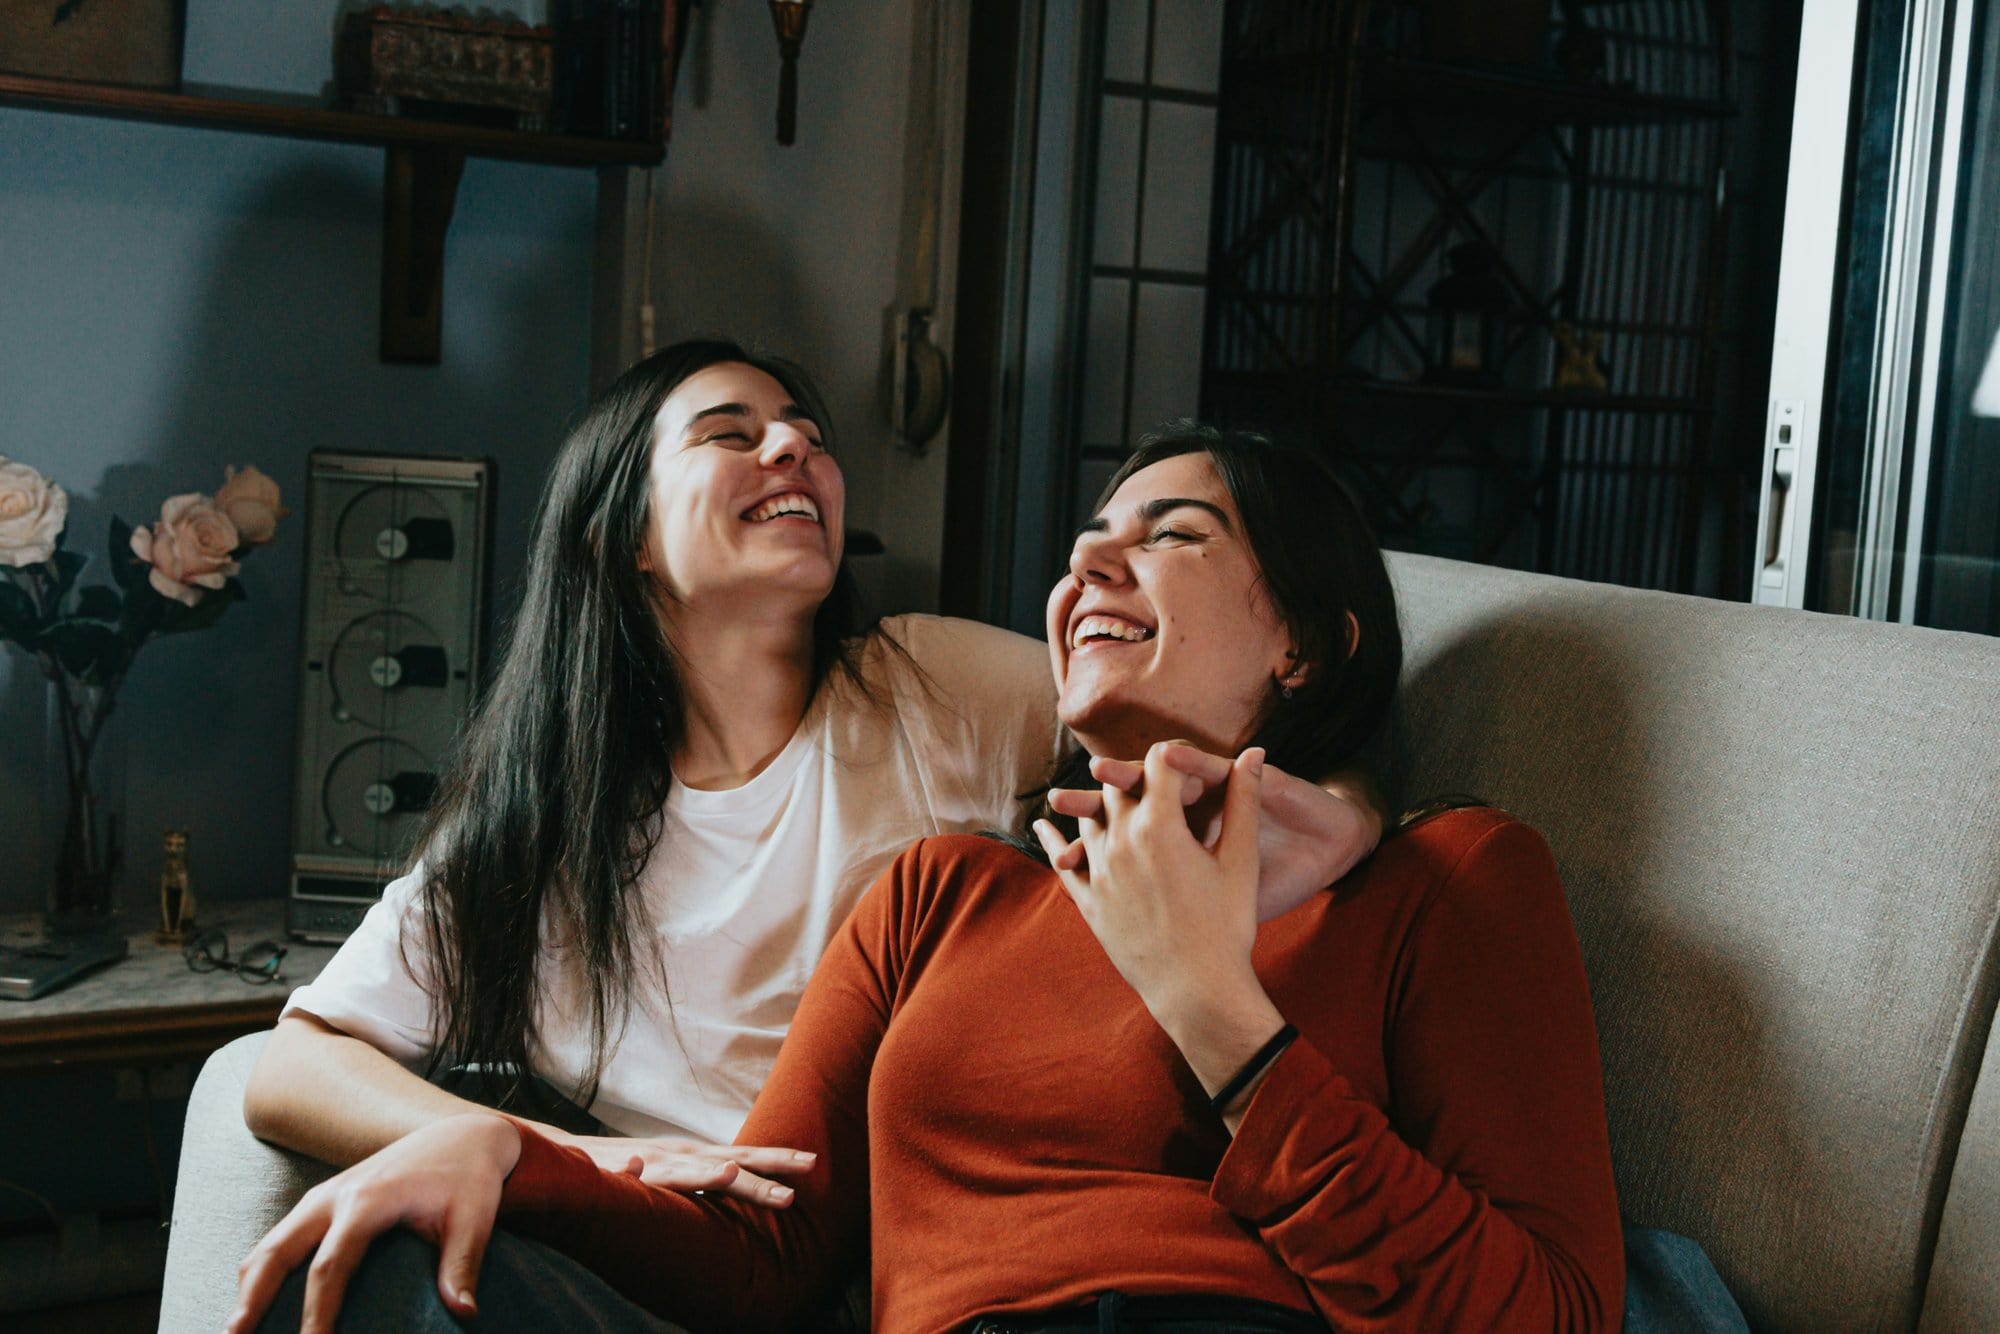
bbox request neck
[662,600,820,790]
[1071,712,1246,767]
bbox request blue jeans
[1623,1226,1749,1333]
[258,1221,1746,1332]
[255,1228,671,1333]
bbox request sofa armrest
[159,1031,336,1333]
[1921,1012,2000,1333]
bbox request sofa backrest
[1383,553,2000,1331]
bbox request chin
[765,555,840,593]
[1056,676,1121,734]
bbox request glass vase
[43,675,126,937]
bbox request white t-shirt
[282,615,1062,1142]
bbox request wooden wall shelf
[0,73,666,362]
[0,74,664,166]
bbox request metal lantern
[1426,242,1512,386]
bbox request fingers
[1157,742,1233,786]
[299,1217,371,1334]
[1033,818,1088,875]
[1136,744,1203,840]
[637,1156,801,1208]
[1046,786,1105,821]
[435,1202,497,1318]
[1218,747,1266,873]
[1086,755,1143,792]
[1090,754,1204,807]
[593,1137,818,1192]
[229,1207,329,1334]
[719,1145,818,1177]
[640,1157,738,1191]
[1034,819,1095,893]
[714,1166,798,1209]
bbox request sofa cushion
[1384,553,2000,1331]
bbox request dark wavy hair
[1022,421,1403,847]
[408,339,863,1113]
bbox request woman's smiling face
[642,361,846,616]
[1046,451,1297,760]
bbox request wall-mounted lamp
[769,0,814,145]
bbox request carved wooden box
[336,5,554,130]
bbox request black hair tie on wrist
[1209,1023,1299,1114]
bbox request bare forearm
[1151,980,1287,1136]
[242,1014,498,1166]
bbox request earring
[1281,683,1295,701]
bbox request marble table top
[0,900,340,1066]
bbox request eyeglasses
[182,930,287,985]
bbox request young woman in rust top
[234,427,1623,1333]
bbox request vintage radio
[288,452,492,942]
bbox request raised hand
[1046,741,1381,919]
[1035,744,1287,1111]
[229,1112,522,1334]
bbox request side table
[0,902,340,1073]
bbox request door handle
[1758,400,1804,601]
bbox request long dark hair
[410,339,862,1112]
[1022,422,1403,846]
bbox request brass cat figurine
[156,828,196,944]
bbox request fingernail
[792,1150,816,1164]
[1248,747,1266,776]
[771,1185,794,1202]
[459,1290,479,1313]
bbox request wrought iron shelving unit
[1201,0,1737,593]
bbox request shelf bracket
[380,144,467,364]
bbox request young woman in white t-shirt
[242,340,1380,1211]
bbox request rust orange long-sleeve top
[501,808,1624,1332]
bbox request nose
[1069,530,1127,586]
[758,421,814,471]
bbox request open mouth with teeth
[1071,613,1156,649]
[743,493,822,525]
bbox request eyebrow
[1074,496,1234,537]
[686,403,821,431]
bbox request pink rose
[130,494,241,606]
[213,464,289,546]
[0,456,68,569]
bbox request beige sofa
[160,554,2000,1330]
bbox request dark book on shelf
[552,0,670,142]
[609,0,663,141]
[552,0,608,136]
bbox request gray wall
[647,0,951,618]
[1,0,961,919]
[0,4,596,915]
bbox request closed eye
[1149,526,1201,543]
